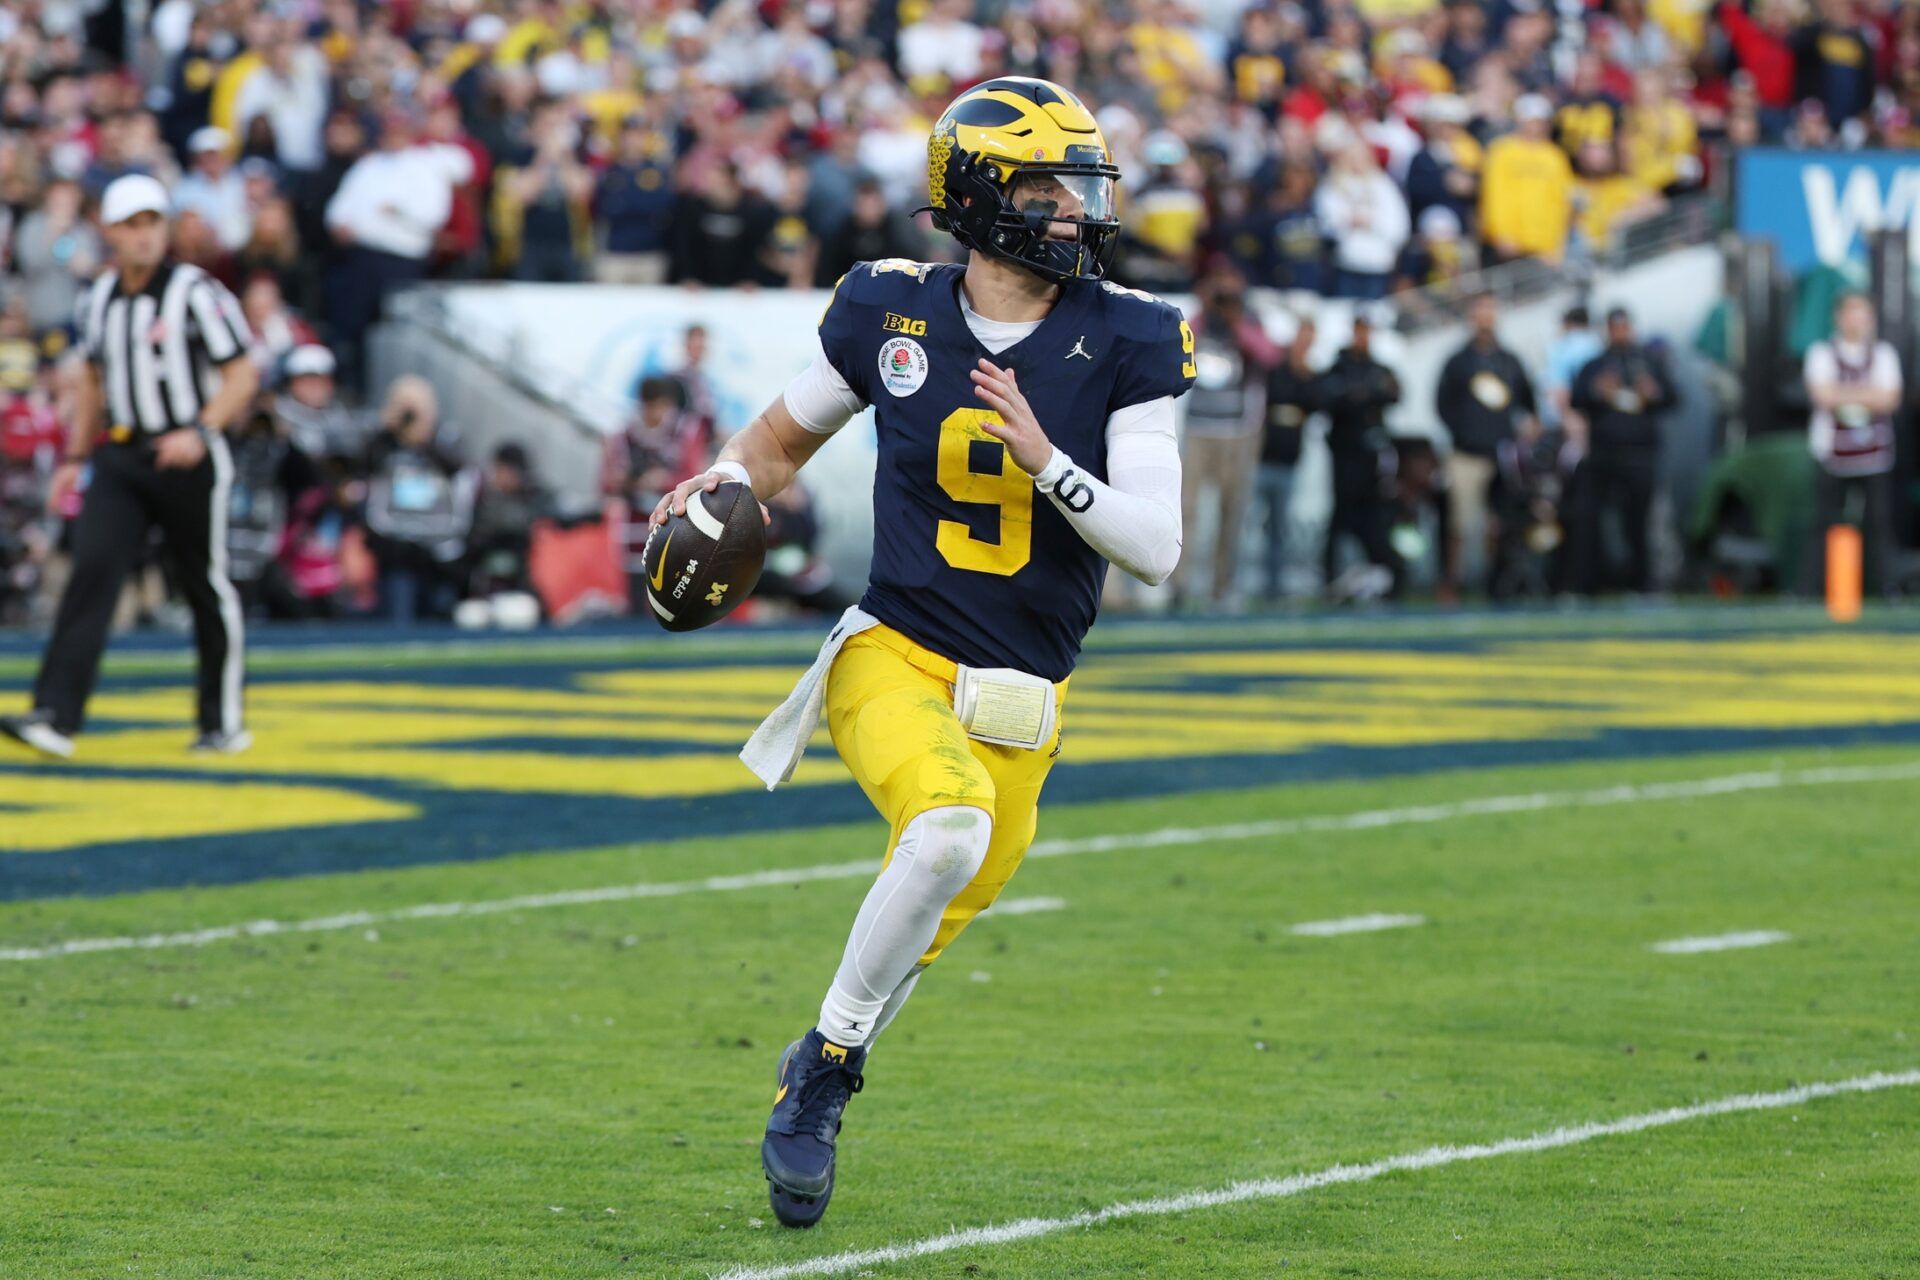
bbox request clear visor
[1009,171,1116,225]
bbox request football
[641,480,766,631]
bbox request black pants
[1568,456,1655,594]
[325,246,426,396]
[1803,469,1898,598]
[33,438,244,736]
[1323,450,1403,593]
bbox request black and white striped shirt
[77,261,253,436]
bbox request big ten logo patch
[883,312,928,337]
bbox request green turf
[3,743,1917,1279]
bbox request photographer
[362,376,474,623]
[1258,317,1320,601]
[272,345,364,463]
[1435,292,1539,598]
[464,441,553,604]
[757,483,856,616]
[1568,307,1675,593]
[224,404,324,617]
[1320,312,1405,600]
[1174,266,1280,609]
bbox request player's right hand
[649,471,771,528]
[650,471,723,527]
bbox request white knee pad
[899,805,992,898]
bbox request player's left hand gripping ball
[642,480,766,630]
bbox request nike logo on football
[649,530,673,591]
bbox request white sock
[816,806,991,1047]
[868,965,926,1045]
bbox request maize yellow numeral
[934,407,1033,576]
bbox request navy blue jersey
[820,259,1194,681]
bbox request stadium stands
[0,0,1912,621]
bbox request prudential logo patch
[878,337,929,397]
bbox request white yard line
[980,896,1068,917]
[1651,930,1793,954]
[5,759,1917,964]
[709,1069,1920,1280]
[1289,912,1426,937]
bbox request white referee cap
[285,345,337,378]
[100,173,171,225]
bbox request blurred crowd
[1176,272,1905,607]
[0,306,845,627]
[1,321,573,626]
[7,0,1917,359]
[0,0,1913,625]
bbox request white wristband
[1030,447,1072,491]
[709,459,752,488]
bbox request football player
[649,76,1196,1226]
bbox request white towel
[739,605,883,789]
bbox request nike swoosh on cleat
[649,530,673,592]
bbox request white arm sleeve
[780,338,867,434]
[1803,344,1837,392]
[1031,396,1183,586]
[1873,342,1904,394]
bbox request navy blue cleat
[761,1029,866,1228]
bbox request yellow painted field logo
[8,629,1920,860]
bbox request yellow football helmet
[923,77,1122,284]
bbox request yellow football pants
[824,622,1066,966]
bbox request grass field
[3,608,1919,1279]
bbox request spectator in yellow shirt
[1649,0,1712,53]
[1572,139,1666,254]
[1376,28,1455,95]
[1125,132,1209,289]
[1226,4,1290,115]
[1129,0,1223,114]
[1358,0,1441,23]
[1620,67,1702,192]
[1479,95,1573,264]
[1554,53,1622,158]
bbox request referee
[1,175,258,760]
